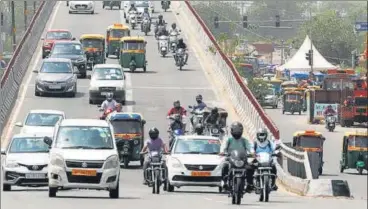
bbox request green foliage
[247,78,270,100]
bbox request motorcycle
[141,17,151,35]
[168,114,186,147]
[129,57,137,72]
[175,48,185,70]
[98,107,114,120]
[253,152,278,202]
[325,115,336,132]
[129,11,137,29]
[158,35,169,57]
[188,105,204,132]
[224,150,251,205]
[169,31,179,53]
[356,152,366,175]
[162,1,170,12]
[145,151,166,194]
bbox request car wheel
[48,187,57,197]
[91,10,94,14]
[34,90,40,96]
[80,72,87,78]
[2,184,11,191]
[68,11,72,14]
[167,182,174,192]
[109,180,119,198]
[89,99,94,104]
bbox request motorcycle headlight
[133,139,139,145]
[162,47,167,50]
[104,155,119,169]
[50,154,65,167]
[5,161,19,168]
[234,160,244,167]
[212,128,219,134]
[170,157,182,168]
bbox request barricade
[0,2,56,137]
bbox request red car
[42,29,75,58]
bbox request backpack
[226,137,247,152]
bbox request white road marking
[0,1,61,146]
[119,10,133,113]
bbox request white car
[1,133,51,191]
[69,1,95,14]
[88,64,126,104]
[166,135,223,192]
[45,119,122,198]
[15,109,65,136]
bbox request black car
[48,41,87,78]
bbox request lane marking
[1,1,61,146]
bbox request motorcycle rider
[140,127,168,185]
[204,107,221,129]
[167,100,187,131]
[128,3,137,12]
[169,23,180,34]
[323,105,336,117]
[219,122,253,192]
[100,93,117,112]
[114,103,123,113]
[161,1,171,6]
[190,94,207,126]
[252,128,278,191]
[174,38,188,65]
[141,7,151,31]
[155,14,166,35]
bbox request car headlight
[66,77,74,83]
[104,155,119,169]
[234,160,244,167]
[212,128,219,134]
[170,157,182,168]
[5,161,19,168]
[50,154,65,167]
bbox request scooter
[129,11,137,29]
[169,31,179,53]
[325,115,336,132]
[158,35,169,57]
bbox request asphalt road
[265,107,367,200]
[0,2,366,208]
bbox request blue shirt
[254,141,274,154]
[193,102,207,111]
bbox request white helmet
[256,128,268,147]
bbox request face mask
[107,98,112,102]
[232,133,242,139]
[196,100,201,103]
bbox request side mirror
[1,148,6,155]
[43,136,53,147]
[142,119,146,125]
[87,75,91,79]
[188,105,193,108]
[32,70,38,73]
[116,139,125,147]
[72,37,76,40]
[73,67,79,74]
[15,122,23,127]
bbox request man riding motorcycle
[252,128,278,191]
[161,1,171,6]
[114,103,123,113]
[169,23,180,34]
[140,127,168,185]
[174,38,188,65]
[219,122,253,192]
[204,107,221,131]
[190,94,207,126]
[141,7,151,31]
[155,14,166,35]
[323,105,336,117]
[128,3,137,12]
[100,93,117,111]
[167,100,187,131]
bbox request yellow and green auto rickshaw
[106,23,130,58]
[282,90,303,115]
[119,36,147,72]
[340,131,368,175]
[106,112,146,168]
[281,81,298,94]
[293,130,326,174]
[79,34,106,69]
[293,87,307,111]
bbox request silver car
[33,58,78,97]
[1,133,51,191]
[262,88,278,108]
[88,64,126,104]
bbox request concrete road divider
[306,179,351,198]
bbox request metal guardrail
[178,1,314,182]
[0,2,56,137]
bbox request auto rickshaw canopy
[281,81,298,88]
[107,23,128,30]
[106,112,146,139]
[80,34,105,40]
[120,36,145,43]
[106,112,145,122]
[294,130,323,137]
[343,131,368,151]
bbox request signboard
[355,22,368,32]
[313,103,339,120]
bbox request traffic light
[214,16,219,28]
[243,16,248,28]
[275,15,280,27]
[305,49,313,66]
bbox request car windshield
[25,113,63,126]
[93,68,123,80]
[52,43,83,55]
[266,89,274,95]
[111,29,129,38]
[9,137,49,153]
[111,121,141,134]
[136,1,149,7]
[55,126,114,149]
[173,138,221,154]
[348,136,368,148]
[122,41,144,50]
[40,62,72,73]
[81,39,103,48]
[286,94,299,100]
[299,136,323,148]
[46,31,72,40]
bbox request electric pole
[24,1,27,31]
[11,1,16,51]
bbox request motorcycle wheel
[145,31,148,36]
[155,170,161,194]
[164,8,167,12]
[358,167,363,175]
[260,176,270,202]
[232,178,242,205]
[123,156,129,168]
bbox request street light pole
[11,1,16,51]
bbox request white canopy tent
[278,36,336,72]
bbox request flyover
[0,2,366,208]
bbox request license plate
[101,92,109,96]
[191,171,211,176]
[25,173,46,179]
[71,169,97,176]
[48,84,62,89]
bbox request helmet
[148,127,159,139]
[196,94,202,103]
[131,3,134,6]
[158,14,163,19]
[178,38,183,43]
[144,7,148,11]
[211,107,218,114]
[230,122,243,139]
[256,128,268,143]
[106,92,113,101]
[194,123,204,135]
[327,105,332,109]
[173,100,180,108]
[172,23,176,28]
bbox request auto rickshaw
[119,36,147,72]
[293,130,325,175]
[106,112,146,168]
[282,91,303,115]
[102,1,121,9]
[281,81,298,94]
[106,23,130,58]
[79,34,106,69]
[293,87,307,111]
[340,131,368,175]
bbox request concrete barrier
[306,179,351,198]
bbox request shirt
[193,102,207,111]
[254,140,274,154]
[220,137,250,153]
[145,137,164,152]
[101,100,117,110]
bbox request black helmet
[256,128,268,143]
[144,7,148,11]
[196,94,203,102]
[194,123,204,135]
[131,3,134,6]
[178,38,183,43]
[172,23,176,28]
[211,107,218,114]
[230,122,243,139]
[158,14,163,19]
[148,127,159,139]
[173,100,180,108]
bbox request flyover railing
[176,1,313,193]
[0,2,56,138]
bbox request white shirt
[101,100,117,110]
